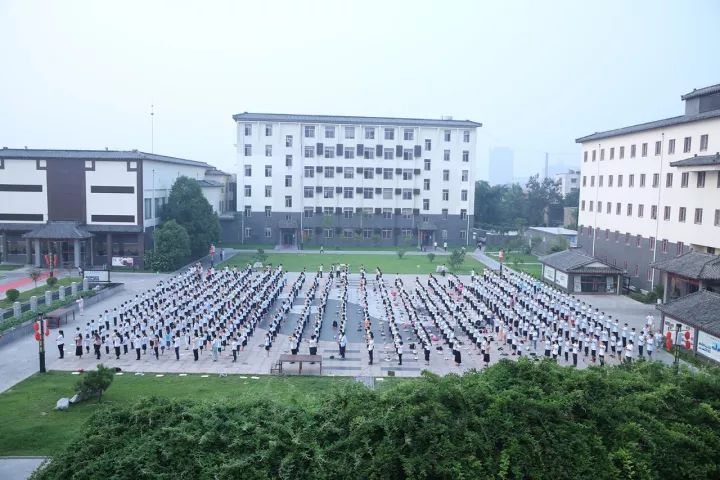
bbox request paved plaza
[1,264,673,392]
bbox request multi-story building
[575,83,720,291]
[555,169,580,198]
[229,113,481,248]
[0,148,227,268]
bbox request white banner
[697,331,720,363]
[543,265,555,282]
[84,270,110,282]
[112,256,134,267]
[555,271,568,289]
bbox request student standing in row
[367,332,374,365]
[338,332,347,359]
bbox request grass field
[0,264,22,271]
[0,276,81,309]
[0,371,408,456]
[220,252,484,274]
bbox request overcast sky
[1,0,719,179]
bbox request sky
[1,0,719,180]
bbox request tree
[29,269,41,289]
[563,189,579,208]
[397,249,406,259]
[526,174,562,226]
[549,237,569,253]
[448,248,466,270]
[74,364,115,403]
[254,248,268,264]
[5,289,19,302]
[427,252,436,263]
[163,176,220,258]
[145,220,191,271]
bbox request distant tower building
[488,147,514,185]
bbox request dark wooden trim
[91,215,135,223]
[0,184,43,192]
[0,159,4,169]
[36,159,47,170]
[0,213,44,221]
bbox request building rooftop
[22,221,92,240]
[656,289,720,338]
[0,148,211,169]
[539,248,622,274]
[195,179,224,188]
[232,112,482,128]
[651,252,720,280]
[529,226,577,236]
[681,83,720,100]
[669,153,720,168]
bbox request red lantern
[34,332,41,341]
[665,331,672,350]
[45,328,50,337]
[33,322,40,332]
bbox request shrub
[255,248,268,264]
[397,249,406,259]
[427,252,436,263]
[5,289,20,302]
[46,276,58,288]
[75,364,115,403]
[448,249,466,270]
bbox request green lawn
[0,276,81,309]
[0,371,408,456]
[510,263,542,279]
[222,243,275,251]
[0,264,22,271]
[484,250,538,264]
[219,252,484,274]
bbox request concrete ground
[0,457,47,480]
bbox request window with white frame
[443,150,450,161]
[344,187,354,199]
[424,179,430,191]
[244,144,252,156]
[383,168,393,180]
[244,124,252,136]
[244,206,251,217]
[324,187,334,199]
[460,230,467,239]
[460,209,467,220]
[343,208,353,218]
[441,209,448,219]
[344,167,354,179]
[304,146,314,158]
[462,151,469,162]
[265,145,272,157]
[285,175,292,187]
[403,149,413,160]
[365,127,375,139]
[284,196,292,208]
[325,126,335,139]
[345,126,355,139]
[401,208,412,218]
[424,159,431,171]
[402,189,412,200]
[424,139,431,150]
[265,124,272,136]
[304,166,314,178]
[244,185,251,197]
[265,185,272,197]
[383,188,393,199]
[264,227,272,238]
[384,148,394,160]
[442,189,449,201]
[363,188,373,199]
[700,134,709,151]
[461,190,468,201]
[463,130,470,142]
[245,227,251,238]
[461,170,468,181]
[324,207,334,216]
[304,207,314,218]
[244,164,252,176]
[382,208,392,218]
[285,135,293,147]
[403,128,414,141]
[441,230,448,240]
[443,170,449,181]
[324,168,334,179]
[286,155,293,167]
[402,229,412,238]
[364,168,374,179]
[344,147,355,159]
[264,165,271,177]
[144,198,152,219]
[324,228,334,238]
[364,148,375,159]
[423,199,429,210]
[683,136,691,153]
[343,229,353,239]
[324,147,335,158]
[382,229,392,239]
[304,126,315,138]
[384,128,394,140]
[265,206,272,217]
[402,170,412,180]
[444,130,451,141]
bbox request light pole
[36,314,47,373]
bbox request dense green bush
[31,360,720,479]
[5,289,19,302]
[75,364,115,402]
[46,276,58,288]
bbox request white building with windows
[576,83,720,291]
[231,113,481,247]
[555,169,580,197]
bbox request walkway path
[0,272,51,294]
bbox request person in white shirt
[367,332,375,365]
[646,335,655,359]
[56,330,65,359]
[338,333,347,359]
[625,342,634,364]
[397,341,403,365]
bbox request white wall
[142,159,209,228]
[85,160,138,225]
[0,159,48,222]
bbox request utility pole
[38,315,46,373]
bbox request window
[424,159,431,171]
[697,171,706,188]
[324,168,334,179]
[324,229,334,239]
[581,200,585,211]
[304,126,315,138]
[679,207,686,222]
[383,148,394,160]
[463,130,470,142]
[442,208,448,220]
[424,179,431,191]
[262,165,270,177]
[402,189,412,200]
[265,206,272,217]
[647,268,654,281]
[630,145,636,158]
[616,202,621,215]
[600,149,605,160]
[403,149,413,160]
[365,127,375,140]
[638,204,644,218]
[599,175,603,187]
[462,170,468,181]
[285,135,293,147]
[324,146,335,158]
[364,188,374,199]
[265,185,272,197]
[244,124,252,136]
[304,146,314,158]
[681,172,689,188]
[402,170,413,181]
[244,206,251,217]
[462,151,469,162]
[325,126,335,139]
[344,147,354,159]
[608,175,613,187]
[715,209,720,226]
[582,176,586,187]
[441,229,448,240]
[592,150,596,162]
[641,143,648,157]
[443,150,450,161]
[363,229,372,239]
[404,128,415,141]
[265,145,272,157]
[695,208,703,224]
[345,126,355,139]
[589,200,594,212]
[628,174,634,187]
[343,208,353,218]
[364,168,374,180]
[700,134,709,151]
[639,174,645,187]
[461,190,468,201]
[401,228,413,238]
[618,175,623,187]
[609,147,615,160]
[285,175,293,187]
[304,166,314,178]
[444,130,451,141]
[423,199,430,210]
[584,152,588,162]
[655,141,661,156]
[382,208,392,218]
[384,128,395,140]
[264,227,272,238]
[244,185,251,197]
[324,207,334,216]
[144,198,152,220]
[244,164,252,176]
[323,187,334,199]
[383,168,393,180]
[304,207,314,218]
[244,227,251,238]
[683,136,691,153]
[382,229,392,239]
[285,196,292,208]
[649,236,655,250]
[606,202,611,214]
[265,124,273,136]
[676,242,684,256]
[424,139,431,151]
[283,155,292,167]
[364,148,375,160]
[664,206,671,221]
[344,187,354,199]
[244,144,252,156]
[382,188,392,199]
[665,173,672,187]
[344,167,354,179]
[662,239,668,253]
[651,205,657,219]
[460,209,467,220]
[668,139,675,154]
[627,203,633,216]
[443,170,449,181]
[619,146,625,159]
[442,189,449,201]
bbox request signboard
[662,316,695,350]
[543,265,555,282]
[555,271,568,289]
[112,256,134,267]
[84,270,110,283]
[697,331,720,363]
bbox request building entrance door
[281,230,295,247]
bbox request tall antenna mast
[151,104,155,153]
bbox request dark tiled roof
[681,83,720,100]
[657,289,720,337]
[0,223,45,232]
[539,249,622,273]
[651,252,720,280]
[0,148,211,168]
[232,112,482,128]
[670,153,720,167]
[195,179,223,188]
[575,109,720,143]
[22,222,92,240]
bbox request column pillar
[137,232,145,269]
[106,233,112,268]
[74,239,81,268]
[663,274,670,303]
[25,239,31,264]
[33,239,41,267]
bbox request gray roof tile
[22,221,92,240]
[232,112,481,128]
[0,148,211,169]
[669,153,720,167]
[681,83,720,100]
[538,249,622,273]
[657,289,720,337]
[651,252,720,280]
